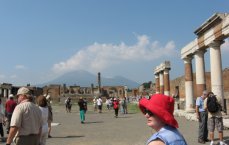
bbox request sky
[0,0,229,86]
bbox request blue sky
[0,0,229,86]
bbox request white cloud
[222,38,229,52]
[15,65,26,70]
[52,35,178,74]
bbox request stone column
[8,89,11,96]
[159,71,164,94]
[184,57,195,112]
[209,40,225,109]
[155,73,160,94]
[164,69,170,96]
[0,88,2,96]
[195,50,206,97]
[3,89,7,98]
[124,86,128,98]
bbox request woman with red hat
[139,94,187,145]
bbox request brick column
[159,71,164,94]
[184,57,195,113]
[195,50,206,97]
[209,40,225,109]
[164,69,170,96]
[155,73,160,94]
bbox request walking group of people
[0,87,53,145]
[196,90,227,145]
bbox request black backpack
[207,95,220,113]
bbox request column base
[185,108,195,113]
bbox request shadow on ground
[84,121,104,124]
[50,135,85,139]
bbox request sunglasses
[144,109,154,116]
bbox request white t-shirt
[39,106,49,134]
[97,98,103,106]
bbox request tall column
[195,50,206,97]
[124,86,128,98]
[164,69,170,96]
[209,40,225,109]
[184,57,195,113]
[155,73,160,94]
[159,71,164,94]
[3,89,7,98]
[0,88,2,96]
[8,89,11,96]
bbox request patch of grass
[127,103,141,114]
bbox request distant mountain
[40,70,140,89]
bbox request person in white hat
[6,87,42,145]
[5,94,17,134]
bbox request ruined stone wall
[170,68,229,100]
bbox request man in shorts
[204,92,226,145]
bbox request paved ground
[1,104,229,145]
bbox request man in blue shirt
[196,90,209,144]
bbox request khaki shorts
[208,117,224,132]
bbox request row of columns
[154,61,171,96]
[0,88,12,97]
[184,40,224,112]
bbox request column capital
[163,69,169,74]
[183,56,193,63]
[208,40,225,48]
[195,49,207,56]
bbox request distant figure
[113,98,119,118]
[46,95,53,138]
[97,96,103,113]
[5,94,17,134]
[78,97,86,124]
[139,94,187,145]
[0,98,6,141]
[6,87,42,145]
[120,97,128,114]
[93,97,97,112]
[65,97,72,113]
[105,98,110,110]
[37,95,49,145]
[83,98,87,113]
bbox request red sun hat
[139,94,178,128]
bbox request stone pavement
[1,104,229,145]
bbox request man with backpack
[204,92,226,145]
[196,90,209,144]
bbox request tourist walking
[5,94,17,134]
[93,97,97,112]
[78,97,86,124]
[105,98,110,110]
[139,94,187,145]
[204,92,227,145]
[6,87,42,145]
[97,96,103,113]
[37,95,49,145]
[196,90,209,144]
[0,98,6,141]
[121,97,128,114]
[113,98,119,118]
[46,95,53,138]
[65,97,72,113]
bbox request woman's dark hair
[37,95,48,107]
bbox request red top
[5,99,17,113]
